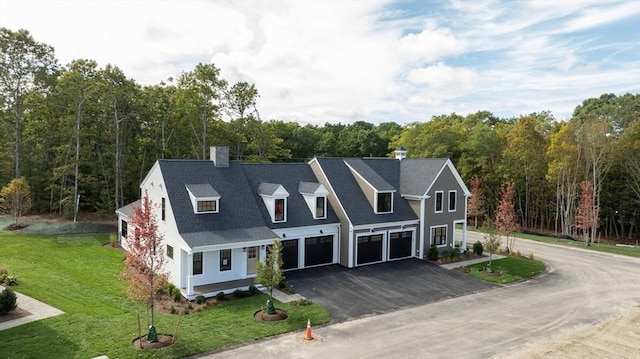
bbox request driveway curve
[198,233,640,358]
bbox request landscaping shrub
[195,295,206,304]
[215,291,225,301]
[233,289,244,298]
[277,278,287,289]
[0,288,17,315]
[441,249,450,261]
[528,252,535,260]
[450,247,460,259]
[427,245,439,261]
[473,241,484,255]
[172,288,182,302]
[248,285,259,295]
[169,305,176,314]
[0,268,8,284]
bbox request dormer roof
[185,183,220,198]
[344,158,395,192]
[298,181,329,196]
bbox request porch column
[462,220,468,251]
[186,252,194,296]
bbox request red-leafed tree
[120,191,166,343]
[467,176,485,228]
[576,180,599,245]
[494,183,520,252]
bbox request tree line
[1,28,639,241]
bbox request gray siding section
[422,165,467,252]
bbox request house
[116,146,470,300]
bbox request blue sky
[1,0,638,125]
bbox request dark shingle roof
[116,200,140,217]
[399,158,448,196]
[315,158,417,226]
[344,158,395,191]
[257,182,284,196]
[242,163,340,229]
[158,160,273,248]
[298,181,324,195]
[185,183,220,198]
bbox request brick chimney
[210,146,229,167]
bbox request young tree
[254,239,283,313]
[494,183,520,252]
[467,176,485,228]
[120,192,166,343]
[576,180,599,245]
[482,224,502,272]
[0,177,32,225]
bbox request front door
[246,246,259,275]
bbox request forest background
[1,28,639,241]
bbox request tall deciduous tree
[120,192,166,342]
[576,180,599,245]
[0,177,32,225]
[547,122,581,237]
[255,239,283,301]
[0,28,57,179]
[494,183,520,252]
[467,176,485,228]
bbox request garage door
[357,234,383,265]
[305,235,334,266]
[389,231,413,259]
[282,239,299,270]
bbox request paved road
[198,233,640,358]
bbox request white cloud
[0,0,637,125]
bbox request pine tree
[120,191,166,343]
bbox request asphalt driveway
[285,258,497,322]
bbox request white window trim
[448,190,457,213]
[434,191,444,213]
[314,196,327,220]
[431,225,447,247]
[273,197,287,223]
[195,198,220,214]
[374,191,394,214]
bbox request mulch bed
[0,307,32,324]
[132,334,176,349]
[254,309,288,321]
[2,223,29,231]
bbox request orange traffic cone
[304,319,314,340]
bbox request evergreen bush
[0,288,17,315]
[427,245,439,260]
[473,241,484,255]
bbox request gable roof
[314,157,418,226]
[157,160,274,248]
[399,158,470,197]
[242,163,340,229]
[116,200,140,218]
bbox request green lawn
[0,231,329,358]
[461,225,640,258]
[462,256,547,284]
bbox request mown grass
[462,256,547,284]
[462,225,640,258]
[0,231,329,358]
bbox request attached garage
[389,230,413,259]
[282,239,299,270]
[304,235,334,266]
[357,234,383,265]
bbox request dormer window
[344,159,396,215]
[186,184,220,214]
[299,181,328,220]
[376,192,393,214]
[275,198,286,222]
[316,196,326,218]
[259,182,290,223]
